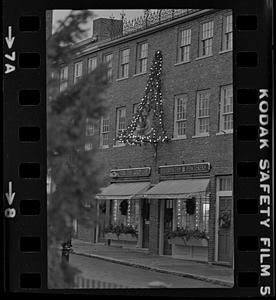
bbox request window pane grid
[219,176,232,191]
[101,116,110,147]
[202,21,214,40]
[180,29,191,46]
[202,38,212,56]
[88,57,97,72]
[74,62,83,82]
[220,85,233,131]
[177,120,186,135]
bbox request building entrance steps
[72,239,234,287]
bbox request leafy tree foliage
[47,10,109,288]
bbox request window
[84,143,93,151]
[103,53,113,80]
[59,66,68,92]
[218,176,232,191]
[176,194,210,232]
[195,90,210,135]
[88,57,97,73]
[115,107,126,145]
[100,116,110,148]
[133,103,139,115]
[119,48,130,78]
[222,15,233,51]
[177,29,191,63]
[200,21,214,57]
[85,118,95,136]
[74,61,83,83]
[136,42,148,74]
[174,94,188,138]
[219,85,233,132]
[111,199,140,228]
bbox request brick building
[58,9,233,265]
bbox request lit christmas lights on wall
[177,199,182,227]
[113,200,118,223]
[115,50,169,146]
[127,199,131,226]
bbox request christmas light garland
[116,50,169,145]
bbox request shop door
[164,200,173,255]
[142,199,150,248]
[218,196,232,262]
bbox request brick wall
[64,9,233,261]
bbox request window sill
[171,136,187,141]
[174,60,190,66]
[133,71,147,78]
[219,49,232,54]
[216,130,233,135]
[113,143,126,148]
[99,145,109,149]
[116,77,129,82]
[192,134,210,138]
[195,54,213,61]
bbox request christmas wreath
[119,200,128,215]
[186,197,196,215]
[219,211,231,228]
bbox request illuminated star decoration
[116,50,169,146]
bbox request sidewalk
[71,239,234,287]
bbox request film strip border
[2,0,274,297]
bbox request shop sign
[110,167,151,178]
[159,162,210,176]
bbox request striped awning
[143,178,210,199]
[96,182,151,200]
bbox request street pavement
[70,253,224,288]
[71,239,234,288]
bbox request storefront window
[111,199,140,228]
[176,194,210,232]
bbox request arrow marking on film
[5,181,15,206]
[5,26,15,49]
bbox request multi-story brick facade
[59,9,233,265]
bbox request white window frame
[59,66,68,92]
[136,42,148,74]
[195,90,210,136]
[100,116,110,149]
[115,107,126,146]
[85,118,95,136]
[173,94,188,139]
[219,85,233,133]
[222,14,233,51]
[74,61,83,83]
[119,48,130,79]
[103,53,113,81]
[200,21,214,57]
[88,56,97,73]
[178,28,191,63]
[84,143,93,151]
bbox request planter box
[169,237,208,247]
[104,233,138,242]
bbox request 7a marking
[4,26,16,74]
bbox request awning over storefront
[143,178,210,199]
[96,182,151,200]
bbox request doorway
[218,196,232,262]
[163,199,173,255]
[141,199,150,248]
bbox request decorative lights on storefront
[127,199,131,226]
[113,200,118,223]
[177,199,182,227]
[195,198,199,228]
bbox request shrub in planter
[167,227,209,241]
[104,223,138,238]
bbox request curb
[72,250,233,288]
